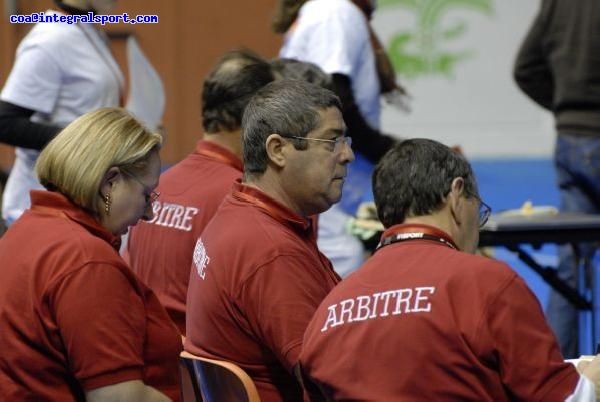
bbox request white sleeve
[1,43,61,114]
[282,2,369,78]
[565,375,595,402]
[305,14,365,77]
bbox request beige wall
[0,0,282,170]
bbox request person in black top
[514,0,600,358]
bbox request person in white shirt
[0,0,123,225]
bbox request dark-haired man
[300,138,600,401]
[126,49,275,334]
[185,80,353,401]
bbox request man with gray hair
[185,79,354,402]
[300,138,600,401]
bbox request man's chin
[312,196,342,216]
[329,193,343,207]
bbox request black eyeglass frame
[472,194,492,228]
[280,135,352,153]
[120,168,160,204]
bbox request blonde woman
[0,108,181,401]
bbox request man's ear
[449,177,466,224]
[265,133,288,168]
[99,167,120,198]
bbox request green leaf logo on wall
[378,0,494,79]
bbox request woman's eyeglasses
[121,169,160,204]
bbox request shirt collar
[29,190,122,250]
[195,140,243,172]
[231,182,313,235]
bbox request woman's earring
[104,193,112,215]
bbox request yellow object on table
[498,200,559,217]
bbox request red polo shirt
[300,223,579,401]
[126,140,243,334]
[0,191,182,401]
[185,182,340,402]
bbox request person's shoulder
[7,212,126,287]
[163,152,241,181]
[158,169,239,211]
[22,15,79,46]
[22,208,121,263]
[194,202,309,283]
[204,198,272,241]
[57,219,122,264]
[203,198,308,260]
[442,251,519,296]
[301,0,365,23]
[303,0,359,13]
[452,250,515,275]
[16,23,81,65]
[376,246,518,291]
[362,248,521,307]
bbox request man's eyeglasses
[121,169,160,204]
[281,135,352,153]
[473,195,492,228]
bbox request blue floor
[473,157,596,355]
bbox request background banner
[374,0,553,157]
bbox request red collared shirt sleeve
[48,262,146,391]
[474,274,579,400]
[236,253,332,372]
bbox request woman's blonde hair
[36,107,162,215]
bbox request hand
[383,88,412,114]
[578,355,600,400]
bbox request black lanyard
[376,225,458,252]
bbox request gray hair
[270,58,332,90]
[242,79,341,177]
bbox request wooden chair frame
[179,350,261,402]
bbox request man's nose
[341,142,355,163]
